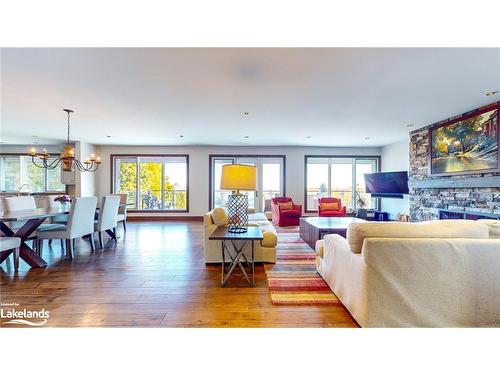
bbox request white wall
[75,142,98,197]
[95,145,382,217]
[380,139,410,220]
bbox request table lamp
[220,164,256,233]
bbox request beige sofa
[203,208,277,263]
[315,220,500,327]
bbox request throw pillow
[278,201,293,210]
[211,207,229,227]
[321,202,340,211]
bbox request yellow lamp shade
[220,164,256,191]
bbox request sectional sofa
[315,220,500,327]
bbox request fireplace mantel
[409,176,500,189]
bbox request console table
[209,226,263,287]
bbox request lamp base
[227,193,248,233]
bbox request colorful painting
[430,105,499,176]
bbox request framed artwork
[429,103,499,176]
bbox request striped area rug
[264,226,340,305]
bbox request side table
[209,226,263,287]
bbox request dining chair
[95,195,121,249]
[4,196,47,250]
[46,195,69,224]
[116,193,128,232]
[46,195,69,249]
[36,196,98,259]
[0,237,21,270]
[4,195,37,211]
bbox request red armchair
[318,197,346,217]
[271,197,302,226]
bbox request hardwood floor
[0,221,358,327]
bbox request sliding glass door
[113,155,188,211]
[305,156,379,212]
[261,158,285,212]
[210,155,285,213]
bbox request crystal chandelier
[28,109,101,172]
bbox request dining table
[0,203,127,268]
[0,207,70,268]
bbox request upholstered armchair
[318,197,346,217]
[271,197,302,226]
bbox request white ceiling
[1,48,499,147]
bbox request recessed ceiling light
[485,90,498,96]
[243,112,250,116]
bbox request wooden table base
[0,219,48,268]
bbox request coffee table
[299,217,365,249]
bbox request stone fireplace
[409,103,500,221]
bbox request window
[0,156,20,191]
[305,156,379,212]
[0,155,65,192]
[210,155,285,212]
[112,155,188,211]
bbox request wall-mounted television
[364,171,409,199]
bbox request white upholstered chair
[4,196,37,211]
[46,195,69,224]
[116,193,128,232]
[36,197,98,258]
[46,195,68,249]
[3,196,49,249]
[95,195,120,249]
[0,237,21,270]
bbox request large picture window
[305,156,379,212]
[0,155,65,192]
[112,155,189,211]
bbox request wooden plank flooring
[0,221,358,327]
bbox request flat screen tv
[364,171,409,199]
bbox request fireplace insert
[439,209,500,220]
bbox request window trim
[110,153,190,213]
[0,153,67,193]
[208,154,287,211]
[304,155,381,213]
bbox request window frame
[208,154,287,211]
[304,155,381,213]
[110,154,189,213]
[0,153,66,193]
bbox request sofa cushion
[278,201,293,210]
[211,207,229,227]
[281,209,300,217]
[347,220,490,254]
[321,202,340,211]
[478,220,500,238]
